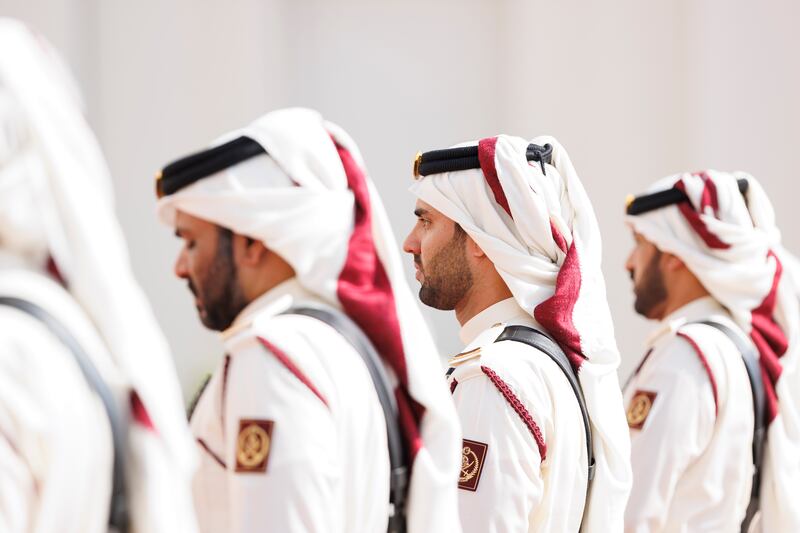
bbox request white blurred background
[3,0,798,402]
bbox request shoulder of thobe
[627,331,719,431]
[222,332,333,475]
[452,342,552,463]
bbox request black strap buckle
[413,143,553,178]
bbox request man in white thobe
[404,135,632,532]
[0,18,198,533]
[624,170,800,532]
[155,108,463,533]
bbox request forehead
[175,210,218,233]
[631,230,657,249]
[414,198,446,219]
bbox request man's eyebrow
[414,208,429,218]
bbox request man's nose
[174,248,189,279]
[403,231,419,255]
[624,249,635,273]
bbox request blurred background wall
[3,0,798,401]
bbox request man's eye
[186,240,196,250]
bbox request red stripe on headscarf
[533,223,586,370]
[750,251,787,423]
[550,220,568,254]
[477,137,513,219]
[130,390,156,433]
[674,178,730,250]
[694,171,720,215]
[46,255,67,286]
[332,138,424,459]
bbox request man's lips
[187,281,204,311]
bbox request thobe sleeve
[222,344,342,533]
[452,372,545,533]
[0,340,36,533]
[0,432,35,533]
[624,338,716,533]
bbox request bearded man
[624,170,800,532]
[403,135,631,532]
[155,108,462,533]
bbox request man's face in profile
[173,211,247,331]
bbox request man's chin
[197,307,220,331]
[419,286,455,311]
[633,299,662,321]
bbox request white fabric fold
[0,18,197,532]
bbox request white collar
[645,295,730,348]
[220,277,312,341]
[459,297,537,347]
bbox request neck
[241,255,296,304]
[454,280,513,326]
[658,287,710,320]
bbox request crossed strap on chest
[0,296,129,533]
[685,320,765,533]
[493,326,596,485]
[279,304,408,533]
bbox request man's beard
[417,229,473,310]
[190,229,249,331]
[633,250,667,318]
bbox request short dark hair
[453,223,467,241]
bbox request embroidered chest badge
[627,390,657,430]
[459,439,488,491]
[235,419,274,473]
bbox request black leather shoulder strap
[494,325,595,483]
[0,296,128,533]
[687,320,765,533]
[281,304,408,533]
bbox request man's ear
[466,234,486,259]
[661,251,687,273]
[233,233,269,266]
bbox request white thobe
[446,298,588,533]
[0,266,118,533]
[0,258,199,533]
[190,278,391,533]
[623,297,754,532]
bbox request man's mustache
[187,279,198,297]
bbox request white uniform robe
[190,278,391,533]
[0,264,121,533]
[623,296,754,532]
[446,298,589,533]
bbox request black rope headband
[625,178,749,216]
[412,143,553,179]
[155,136,266,198]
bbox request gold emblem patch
[458,439,488,491]
[627,390,657,430]
[235,419,274,473]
